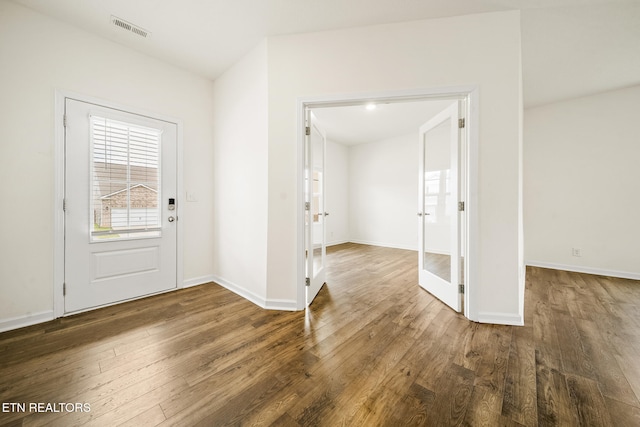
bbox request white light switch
[186,191,198,202]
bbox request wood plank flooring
[1,242,639,426]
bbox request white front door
[64,98,178,313]
[418,102,462,312]
[305,111,327,306]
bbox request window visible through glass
[90,116,162,241]
[424,169,451,222]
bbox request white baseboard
[526,260,640,281]
[424,248,451,256]
[0,310,54,333]
[211,275,298,311]
[327,239,349,247]
[183,274,216,288]
[0,274,298,334]
[264,299,298,311]
[349,239,417,251]
[211,275,266,307]
[477,311,524,326]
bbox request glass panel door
[418,101,461,312]
[312,143,325,277]
[305,110,326,306]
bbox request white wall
[325,139,349,246]
[348,134,418,250]
[0,2,215,328]
[0,3,524,327]
[265,11,524,323]
[525,85,640,279]
[326,121,458,254]
[212,41,269,303]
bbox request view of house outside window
[90,116,162,241]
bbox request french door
[305,111,327,306]
[418,101,463,312]
[64,98,178,313]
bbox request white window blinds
[91,116,162,240]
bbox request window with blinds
[91,116,162,241]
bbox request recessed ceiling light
[365,103,376,110]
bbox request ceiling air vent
[111,16,150,38]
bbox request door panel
[64,99,177,313]
[418,102,461,312]
[92,247,160,281]
[305,111,326,306]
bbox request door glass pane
[312,129,324,278]
[304,166,310,278]
[423,118,451,281]
[91,116,162,241]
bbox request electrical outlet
[572,248,582,257]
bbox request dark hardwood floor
[1,243,639,426]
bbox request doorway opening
[297,87,478,321]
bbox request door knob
[168,216,175,222]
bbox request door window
[91,116,162,241]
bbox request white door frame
[296,86,479,321]
[53,90,184,318]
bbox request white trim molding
[0,311,54,334]
[264,299,298,311]
[477,311,524,326]
[183,275,217,289]
[348,239,417,252]
[526,260,640,281]
[297,85,480,319]
[211,275,297,312]
[53,92,66,318]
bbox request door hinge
[458,201,465,212]
[458,118,465,129]
[305,202,310,211]
[305,277,310,287]
[305,126,310,136]
[63,198,66,212]
[459,284,464,294]
[63,282,66,296]
[63,115,67,128]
